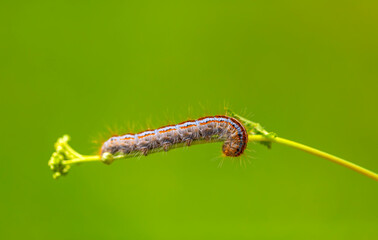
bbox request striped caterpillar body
[101,116,248,157]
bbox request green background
[1,1,377,239]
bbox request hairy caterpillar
[101,116,248,157]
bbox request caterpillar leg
[162,142,172,152]
[184,138,193,146]
[140,148,149,156]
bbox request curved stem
[50,134,378,181]
[249,135,378,181]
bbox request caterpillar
[101,116,248,158]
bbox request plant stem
[58,134,378,181]
[249,135,378,181]
[63,155,101,165]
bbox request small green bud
[62,165,71,174]
[101,152,114,165]
[62,135,70,142]
[56,145,63,154]
[53,172,61,179]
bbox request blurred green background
[1,0,377,239]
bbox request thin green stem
[63,155,101,165]
[249,135,378,181]
[51,134,378,181]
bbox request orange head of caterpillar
[221,117,248,157]
[222,137,248,157]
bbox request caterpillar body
[101,115,248,157]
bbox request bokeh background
[1,0,377,239]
